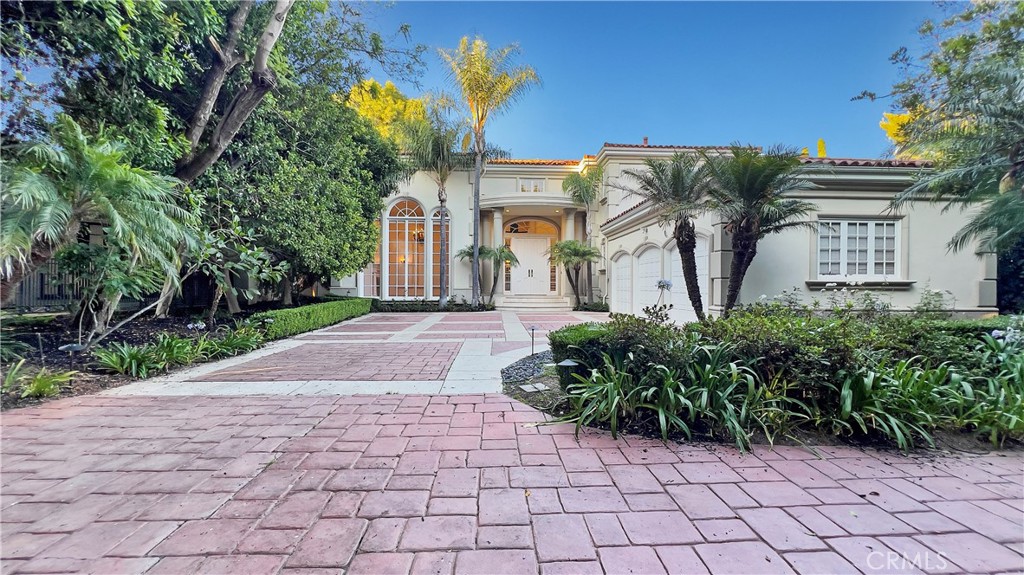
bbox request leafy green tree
[562,165,603,305]
[206,86,402,300]
[349,79,428,141]
[702,145,818,313]
[548,240,601,309]
[0,115,192,307]
[619,154,711,322]
[860,3,1023,253]
[398,98,473,309]
[440,36,540,307]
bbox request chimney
[642,136,649,147]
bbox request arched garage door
[612,255,631,314]
[636,248,661,313]
[667,236,710,324]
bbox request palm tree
[894,58,1024,252]
[1,114,192,305]
[701,145,818,313]
[548,240,601,309]
[439,36,540,307]
[562,165,603,305]
[618,154,711,322]
[455,244,518,305]
[397,97,474,310]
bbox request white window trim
[816,218,901,281]
[518,178,545,193]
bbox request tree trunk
[584,211,594,304]
[222,263,241,315]
[674,218,706,322]
[565,267,581,309]
[208,284,224,325]
[280,274,293,306]
[439,200,448,310]
[153,275,178,318]
[179,1,254,163]
[470,133,484,307]
[174,0,295,185]
[724,229,756,314]
[572,266,584,309]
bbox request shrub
[549,323,608,390]
[698,304,869,401]
[210,324,264,356]
[151,333,201,366]
[370,299,495,312]
[19,368,75,398]
[93,342,164,378]
[2,359,27,393]
[253,298,371,340]
[574,302,610,312]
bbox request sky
[363,1,943,160]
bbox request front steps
[496,294,574,312]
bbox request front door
[510,237,551,294]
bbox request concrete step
[496,295,573,312]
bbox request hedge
[252,298,371,340]
[549,322,608,390]
[370,300,495,312]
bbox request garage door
[667,236,710,324]
[612,256,631,314]
[636,248,661,314]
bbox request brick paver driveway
[2,392,1022,574]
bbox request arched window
[387,200,425,298]
[431,208,450,298]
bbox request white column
[424,211,433,299]
[492,208,503,297]
[563,208,577,242]
[381,214,390,300]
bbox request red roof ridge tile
[488,158,579,166]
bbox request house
[330,141,997,319]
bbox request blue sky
[365,1,941,160]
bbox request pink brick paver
[193,343,461,382]
[1,394,1022,574]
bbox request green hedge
[549,323,608,390]
[252,298,371,340]
[370,300,495,312]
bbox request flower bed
[548,303,1022,451]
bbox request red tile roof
[800,157,931,168]
[602,199,653,227]
[488,158,579,166]
[603,142,732,150]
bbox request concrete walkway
[104,312,606,397]
[1,394,1022,574]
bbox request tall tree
[207,86,404,300]
[349,79,427,141]
[860,3,1024,252]
[439,36,540,307]
[548,240,600,310]
[0,115,192,305]
[618,154,711,322]
[702,145,818,313]
[562,165,603,305]
[398,98,473,309]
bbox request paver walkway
[105,312,606,397]
[2,394,1022,574]
[3,311,1023,574]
